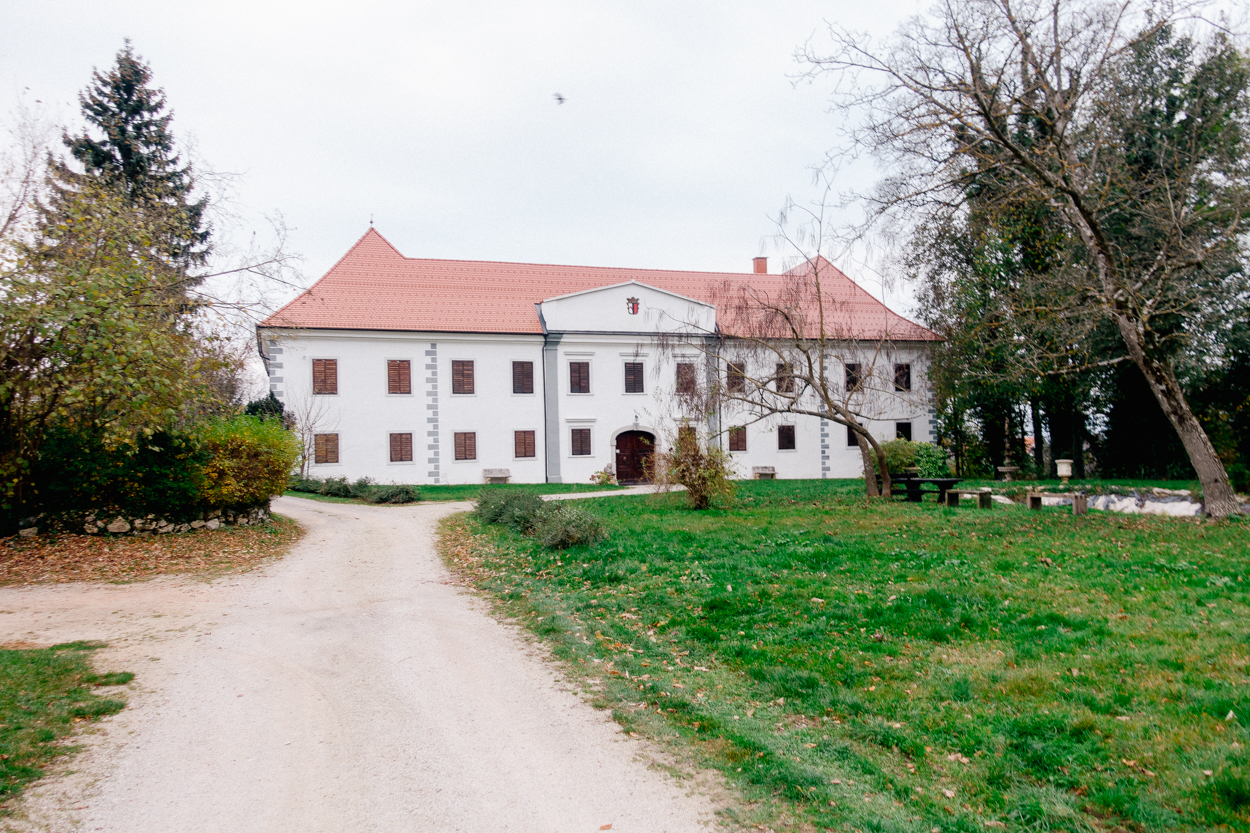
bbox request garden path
[1,496,717,832]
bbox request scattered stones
[18,528,37,538]
[15,506,270,539]
[106,518,131,534]
[204,519,220,530]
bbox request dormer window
[626,297,639,315]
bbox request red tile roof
[260,229,938,341]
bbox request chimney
[753,256,767,274]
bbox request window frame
[314,432,340,464]
[570,427,592,456]
[569,361,591,394]
[389,432,414,463]
[847,424,861,447]
[894,363,912,392]
[387,359,412,395]
[844,362,863,393]
[512,361,535,395]
[728,426,747,452]
[312,358,338,396]
[896,422,913,442]
[451,360,475,396]
[514,430,537,459]
[675,362,697,394]
[775,363,795,393]
[623,361,645,394]
[726,361,746,393]
[778,424,796,450]
[453,431,477,461]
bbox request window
[389,432,413,462]
[451,360,475,395]
[515,430,536,458]
[624,362,644,393]
[512,361,534,394]
[727,361,746,393]
[454,432,477,460]
[571,428,592,455]
[728,426,746,451]
[778,425,796,450]
[847,424,860,447]
[775,363,794,393]
[387,360,411,395]
[896,422,913,441]
[894,363,912,392]
[569,361,590,393]
[314,433,339,464]
[677,425,698,450]
[675,363,696,394]
[845,363,862,392]
[312,359,338,395]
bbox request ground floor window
[778,425,795,450]
[728,426,746,451]
[389,432,413,462]
[314,433,339,464]
[454,432,477,460]
[847,425,859,447]
[571,428,592,455]
[896,422,912,441]
[515,430,536,458]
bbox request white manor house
[258,230,938,485]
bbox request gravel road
[2,497,718,832]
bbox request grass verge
[284,482,624,504]
[0,642,132,810]
[0,515,303,585]
[440,478,1250,832]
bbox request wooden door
[614,431,655,484]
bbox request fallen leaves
[0,519,301,585]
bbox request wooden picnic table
[883,473,963,503]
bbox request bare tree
[658,253,935,498]
[801,0,1250,516]
[285,390,336,478]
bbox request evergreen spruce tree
[50,40,210,272]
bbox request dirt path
[2,497,720,832]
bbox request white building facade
[259,230,939,486]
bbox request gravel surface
[1,497,719,832]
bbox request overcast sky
[3,0,926,309]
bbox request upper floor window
[778,425,796,450]
[894,363,912,392]
[624,362,644,393]
[726,361,746,393]
[569,361,590,394]
[775,363,794,393]
[845,363,862,393]
[388,360,411,394]
[513,361,534,394]
[452,360,475,395]
[312,359,337,395]
[675,363,697,394]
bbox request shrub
[590,468,618,485]
[914,442,952,477]
[533,504,607,549]
[317,477,352,497]
[651,427,735,509]
[476,489,546,532]
[368,484,420,504]
[287,475,321,493]
[197,416,301,508]
[348,477,376,499]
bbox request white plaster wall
[540,281,715,335]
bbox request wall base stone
[21,505,273,539]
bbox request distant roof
[260,228,938,341]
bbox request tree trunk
[1115,317,1242,517]
[1030,397,1045,474]
[856,432,888,497]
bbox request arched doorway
[615,431,655,485]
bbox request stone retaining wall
[18,505,271,538]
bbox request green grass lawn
[0,643,131,809]
[284,481,623,504]
[443,478,1250,832]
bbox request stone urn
[1055,459,1074,484]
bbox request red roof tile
[260,229,938,341]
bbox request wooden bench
[945,489,993,509]
[1026,491,1088,515]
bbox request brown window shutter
[315,433,339,463]
[452,360,474,395]
[464,361,474,394]
[624,362,643,393]
[389,432,400,460]
[402,433,412,460]
[388,360,411,394]
[314,433,326,463]
[399,360,411,394]
[325,360,337,394]
[776,363,794,393]
[571,428,591,455]
[454,432,476,460]
[778,425,796,450]
[570,361,590,394]
[515,430,535,458]
[676,363,696,394]
[729,426,746,451]
[313,359,325,393]
[513,361,534,394]
[454,432,465,459]
[326,433,338,463]
[313,359,337,395]
[727,362,746,393]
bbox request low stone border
[18,505,271,538]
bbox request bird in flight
[553,93,566,105]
